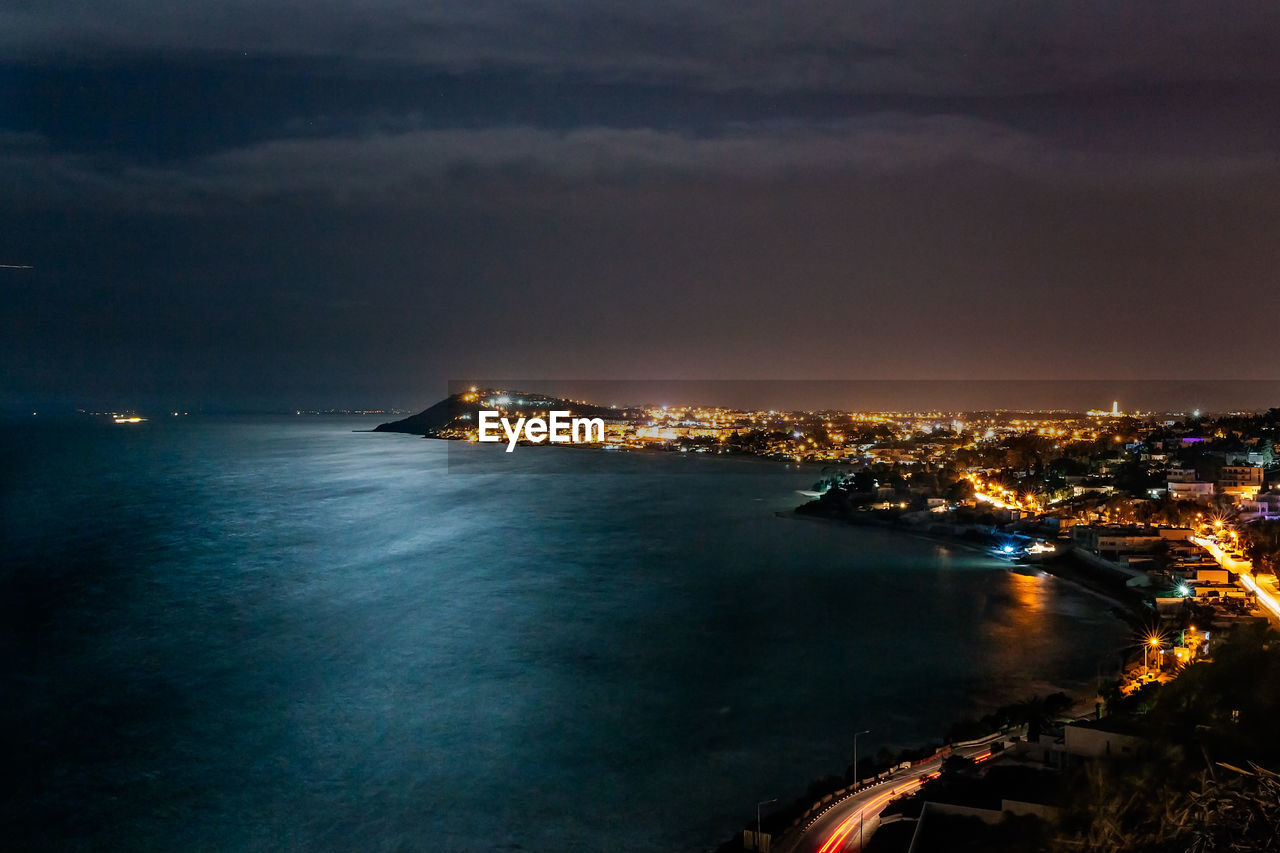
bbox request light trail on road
[1191,535,1280,624]
[795,738,1005,853]
[972,490,1018,511]
[815,772,940,853]
[1239,572,1280,621]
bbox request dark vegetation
[943,693,1074,744]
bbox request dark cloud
[4,3,1280,410]
[9,110,1280,225]
[7,1,1280,96]
[0,118,1072,212]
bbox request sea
[0,415,1128,851]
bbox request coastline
[777,505,1141,613]
[725,505,1138,853]
[778,503,1137,712]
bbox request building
[1216,466,1265,500]
[1226,447,1274,466]
[1071,526,1191,562]
[1168,481,1215,502]
[1063,718,1146,759]
[1239,492,1280,523]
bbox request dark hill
[373,395,472,435]
[373,391,628,436]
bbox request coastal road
[781,737,1002,853]
[1191,536,1280,626]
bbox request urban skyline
[27,379,1280,420]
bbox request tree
[1239,521,1280,574]
[947,479,975,502]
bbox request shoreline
[778,505,1141,613]
[729,505,1138,852]
[779,504,1138,710]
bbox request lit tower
[1112,401,1119,416]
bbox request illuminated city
[8,0,1280,850]
[373,389,1280,850]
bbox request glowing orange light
[816,777,929,853]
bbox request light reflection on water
[1,416,1126,851]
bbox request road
[781,737,1001,853]
[773,533,1269,853]
[1190,535,1280,626]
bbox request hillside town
[722,403,1280,853]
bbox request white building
[1168,481,1214,502]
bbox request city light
[1240,573,1280,622]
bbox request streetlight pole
[756,798,777,852]
[853,729,870,787]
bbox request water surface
[0,416,1127,850]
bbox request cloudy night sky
[4,2,1280,412]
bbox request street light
[1145,636,1160,676]
[853,729,870,787]
[756,798,777,852]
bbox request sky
[4,2,1280,412]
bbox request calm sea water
[1,416,1126,851]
